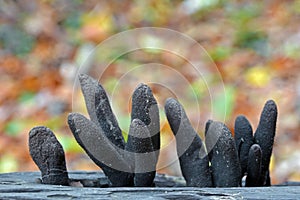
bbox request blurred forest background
[0,0,300,184]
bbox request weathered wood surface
[0,171,299,199]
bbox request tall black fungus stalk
[67,74,160,187]
[127,83,160,186]
[28,73,278,188]
[254,100,277,186]
[234,115,254,177]
[78,74,125,149]
[165,98,212,187]
[246,144,262,187]
[234,100,277,186]
[68,74,133,186]
[165,97,241,187]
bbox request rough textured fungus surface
[28,74,279,189]
[234,115,254,176]
[79,73,125,149]
[254,100,277,186]
[126,119,156,186]
[246,144,262,187]
[28,126,69,186]
[67,113,133,187]
[165,98,212,187]
[206,121,241,187]
[131,83,160,156]
[66,75,161,187]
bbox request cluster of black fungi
[29,74,277,188]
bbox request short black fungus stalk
[126,119,157,186]
[206,121,241,187]
[29,126,69,186]
[234,115,254,177]
[246,144,262,187]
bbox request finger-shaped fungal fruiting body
[79,74,125,149]
[29,126,69,186]
[234,115,254,177]
[246,144,262,187]
[254,100,277,186]
[205,121,241,187]
[126,119,156,186]
[68,113,133,186]
[131,83,160,165]
[165,98,212,187]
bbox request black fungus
[246,144,262,187]
[254,100,277,186]
[165,98,212,187]
[78,74,125,149]
[68,113,133,187]
[29,126,69,186]
[126,119,156,186]
[206,121,241,187]
[131,83,160,154]
[234,115,254,177]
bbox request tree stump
[0,171,299,199]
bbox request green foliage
[292,0,300,14]
[235,30,269,56]
[284,41,300,59]
[0,154,18,173]
[18,91,35,104]
[191,0,224,19]
[189,78,208,100]
[0,25,35,57]
[56,134,83,153]
[4,120,26,137]
[44,116,65,131]
[118,115,131,139]
[62,12,82,30]
[209,46,232,62]
[228,3,262,26]
[103,78,119,93]
[122,131,129,143]
[212,85,236,120]
[228,2,269,56]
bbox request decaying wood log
[0,171,299,200]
